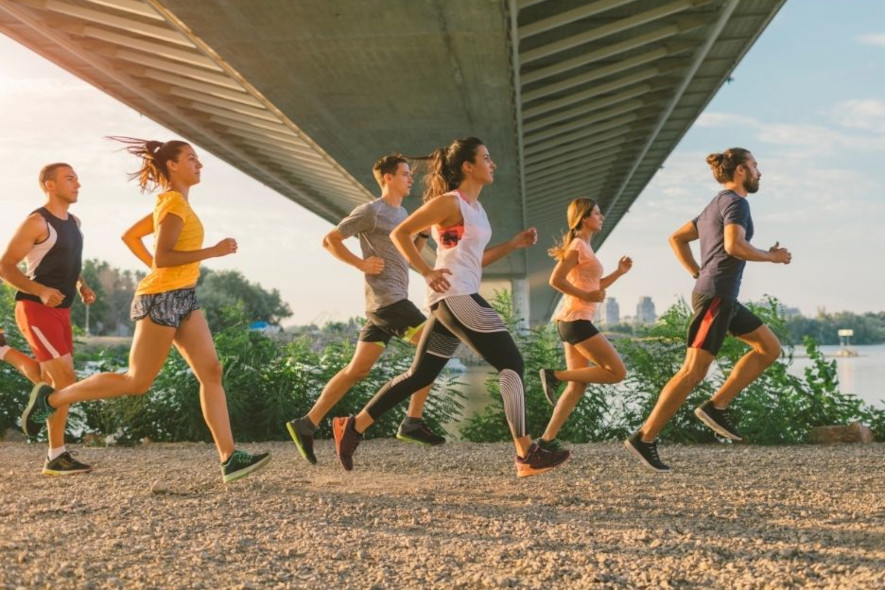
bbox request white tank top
[426,191,492,308]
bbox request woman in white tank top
[331,137,570,478]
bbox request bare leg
[172,311,235,462]
[640,348,715,442]
[1,348,41,384]
[39,355,77,450]
[48,319,175,407]
[711,325,781,408]
[543,335,626,441]
[307,341,385,427]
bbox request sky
[1,0,884,326]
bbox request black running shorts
[556,319,600,345]
[686,292,763,355]
[359,299,426,346]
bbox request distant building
[598,297,620,326]
[635,296,656,325]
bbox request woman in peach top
[537,197,632,451]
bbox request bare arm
[390,194,461,292]
[322,228,384,275]
[548,249,605,302]
[0,213,65,307]
[724,224,791,264]
[669,220,701,277]
[482,228,538,267]
[121,213,155,269]
[153,214,237,268]
[599,256,633,289]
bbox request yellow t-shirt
[135,191,204,295]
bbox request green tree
[196,269,292,330]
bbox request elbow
[153,253,170,268]
[724,243,738,257]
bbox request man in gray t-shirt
[286,154,446,464]
[625,148,792,473]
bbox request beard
[744,176,760,194]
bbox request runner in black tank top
[0,162,95,475]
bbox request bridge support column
[511,278,530,331]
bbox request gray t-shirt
[336,199,409,312]
[693,190,754,300]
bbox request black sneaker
[332,416,362,471]
[515,442,570,478]
[22,382,55,436]
[286,417,317,464]
[536,437,567,453]
[695,400,742,441]
[43,451,92,476]
[539,368,562,406]
[221,449,271,483]
[624,432,670,473]
[396,421,446,446]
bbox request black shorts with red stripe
[686,292,762,355]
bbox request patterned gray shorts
[130,288,200,328]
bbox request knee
[344,363,373,381]
[198,359,224,386]
[759,340,781,365]
[608,361,627,383]
[128,375,155,395]
[680,363,709,384]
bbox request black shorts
[360,299,426,347]
[130,288,200,328]
[556,319,600,345]
[686,292,763,355]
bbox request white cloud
[833,98,885,133]
[856,32,885,47]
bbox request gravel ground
[1,439,882,589]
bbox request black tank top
[15,207,83,309]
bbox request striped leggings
[364,293,526,438]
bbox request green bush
[72,305,463,443]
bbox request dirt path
[1,440,882,589]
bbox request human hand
[361,256,385,275]
[585,289,606,303]
[769,241,792,264]
[618,256,633,274]
[424,268,452,293]
[39,285,65,307]
[511,227,538,249]
[78,283,96,305]
[213,238,238,257]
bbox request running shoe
[539,368,562,406]
[396,421,446,446]
[695,400,742,441]
[221,449,271,483]
[286,417,317,464]
[536,437,567,453]
[21,382,55,436]
[624,432,670,473]
[515,442,570,478]
[43,451,92,476]
[332,416,362,471]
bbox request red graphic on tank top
[438,223,464,248]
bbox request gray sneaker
[539,369,562,406]
[286,417,317,464]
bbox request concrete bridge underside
[0,0,786,324]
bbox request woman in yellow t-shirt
[537,197,632,452]
[22,138,270,483]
